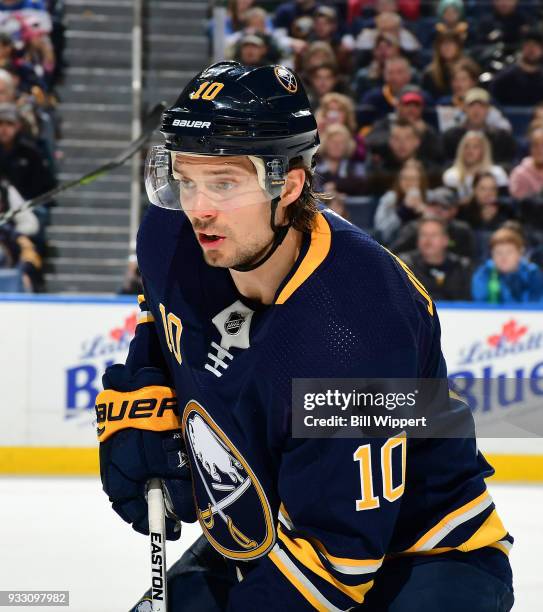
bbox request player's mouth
[197,232,226,249]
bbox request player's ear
[279,168,305,208]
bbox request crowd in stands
[0,0,63,292]
[220,0,543,304]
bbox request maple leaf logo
[109,312,138,342]
[487,319,528,347]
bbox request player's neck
[229,228,303,305]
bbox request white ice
[0,478,540,611]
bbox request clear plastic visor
[144,145,285,211]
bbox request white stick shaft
[148,479,167,612]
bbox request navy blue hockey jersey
[126,204,512,610]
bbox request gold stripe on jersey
[277,526,374,604]
[138,311,155,324]
[137,294,145,305]
[403,490,494,553]
[275,212,331,305]
[488,539,513,557]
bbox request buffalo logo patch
[274,66,298,93]
[183,401,275,560]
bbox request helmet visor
[144,145,287,212]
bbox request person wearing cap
[397,216,473,301]
[234,33,271,67]
[390,186,476,260]
[0,100,56,206]
[490,28,543,106]
[366,84,444,165]
[306,5,354,74]
[442,87,516,165]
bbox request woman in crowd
[458,172,514,262]
[443,131,508,203]
[374,158,428,244]
[313,123,366,195]
[422,31,467,99]
[472,227,543,303]
[298,40,337,79]
[315,92,365,159]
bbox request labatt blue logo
[65,312,137,419]
[449,319,543,413]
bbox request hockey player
[95,61,514,611]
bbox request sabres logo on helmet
[274,66,298,93]
[182,401,275,560]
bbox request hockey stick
[148,478,168,612]
[0,102,166,227]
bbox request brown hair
[490,227,524,252]
[284,158,321,233]
[393,158,428,202]
[315,92,357,133]
[427,32,464,93]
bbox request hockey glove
[95,364,196,540]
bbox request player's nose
[189,191,219,218]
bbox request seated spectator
[0,102,56,224]
[366,85,444,164]
[472,227,543,303]
[355,10,420,58]
[315,92,365,159]
[313,124,366,195]
[443,130,508,203]
[398,217,473,301]
[374,158,428,244]
[0,178,39,237]
[306,6,353,74]
[304,63,352,109]
[476,0,529,53]
[359,56,414,125]
[226,0,261,34]
[442,87,516,164]
[436,62,512,132]
[298,40,336,78]
[509,125,543,200]
[273,0,320,37]
[226,8,282,63]
[233,33,274,67]
[458,172,515,261]
[390,186,476,260]
[422,31,468,100]
[367,119,442,190]
[490,28,543,106]
[435,0,468,42]
[352,32,402,98]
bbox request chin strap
[231,196,291,272]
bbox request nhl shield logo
[182,401,275,560]
[274,66,298,93]
[224,312,245,336]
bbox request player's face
[178,155,276,269]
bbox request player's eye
[179,178,195,190]
[208,181,236,192]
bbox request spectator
[353,31,402,97]
[374,158,428,243]
[443,130,508,203]
[313,123,366,195]
[298,40,336,77]
[0,102,56,212]
[390,186,477,260]
[304,63,352,109]
[442,87,516,164]
[509,125,543,200]
[472,227,543,303]
[307,6,353,74]
[476,0,529,52]
[366,85,444,165]
[226,0,260,33]
[315,92,365,159]
[436,62,512,132]
[458,172,515,261]
[0,66,15,102]
[359,56,413,124]
[225,8,282,63]
[354,10,420,57]
[398,217,473,301]
[435,0,468,42]
[273,0,320,37]
[422,31,467,99]
[234,33,273,67]
[490,28,543,106]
